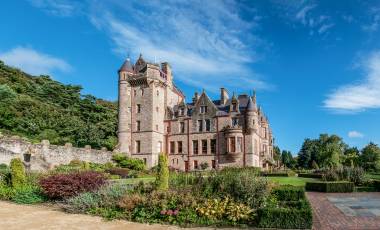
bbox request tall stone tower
[117,55,184,167]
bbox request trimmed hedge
[261,171,295,177]
[373,180,380,192]
[272,185,305,201]
[305,181,354,193]
[257,205,313,229]
[298,173,323,179]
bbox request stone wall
[0,135,113,171]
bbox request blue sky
[0,0,380,154]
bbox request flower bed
[305,181,354,193]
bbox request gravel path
[0,201,219,230]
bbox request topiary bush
[106,168,129,178]
[10,158,26,188]
[112,154,145,171]
[257,205,312,229]
[156,153,169,190]
[305,181,354,193]
[39,171,106,199]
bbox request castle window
[200,106,207,114]
[157,141,162,153]
[134,90,137,96]
[229,137,236,153]
[197,120,203,132]
[156,124,158,131]
[194,160,198,169]
[237,137,242,152]
[141,89,144,96]
[232,117,239,126]
[192,140,198,155]
[136,121,141,131]
[170,141,175,154]
[179,122,185,133]
[135,141,141,153]
[210,139,216,154]
[202,140,207,154]
[179,108,185,116]
[157,90,159,96]
[128,107,131,113]
[212,160,216,169]
[232,102,238,111]
[143,158,147,165]
[178,141,183,153]
[205,119,211,131]
[136,104,141,113]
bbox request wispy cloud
[28,0,82,17]
[87,0,271,92]
[362,7,380,32]
[0,47,71,76]
[324,51,380,112]
[348,131,364,138]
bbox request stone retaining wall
[0,135,113,171]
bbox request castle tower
[117,57,133,155]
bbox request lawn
[267,176,320,186]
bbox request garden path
[307,192,380,230]
[0,201,229,230]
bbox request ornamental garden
[1,134,380,229]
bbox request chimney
[161,62,172,86]
[192,92,199,104]
[220,88,229,105]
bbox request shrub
[200,162,209,170]
[322,167,365,185]
[106,168,129,178]
[298,173,323,178]
[272,186,305,201]
[373,180,380,191]
[12,185,46,204]
[10,158,26,188]
[156,154,169,190]
[39,171,106,199]
[305,181,354,193]
[0,184,15,200]
[118,193,146,211]
[112,154,145,171]
[261,170,295,177]
[65,183,128,213]
[257,205,312,229]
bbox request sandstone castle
[117,55,274,171]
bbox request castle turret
[161,62,173,87]
[220,88,229,105]
[245,96,255,134]
[118,57,133,155]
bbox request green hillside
[0,60,118,150]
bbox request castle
[117,55,274,171]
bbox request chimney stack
[192,92,199,104]
[161,62,173,86]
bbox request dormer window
[232,102,238,111]
[232,117,239,126]
[179,108,185,116]
[200,106,207,114]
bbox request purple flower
[160,210,167,215]
[167,210,174,216]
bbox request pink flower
[167,210,173,216]
[160,210,166,215]
[173,209,179,215]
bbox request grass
[365,173,380,180]
[268,176,320,187]
[114,177,156,185]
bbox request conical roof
[119,58,134,73]
[246,96,255,111]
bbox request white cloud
[0,47,71,76]
[362,7,380,32]
[324,51,380,112]
[296,4,317,25]
[318,23,335,34]
[28,0,81,17]
[88,1,272,92]
[348,131,364,138]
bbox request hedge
[298,173,323,179]
[272,185,305,201]
[305,181,354,193]
[257,205,313,229]
[261,171,295,177]
[373,180,380,192]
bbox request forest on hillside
[0,60,118,150]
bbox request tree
[273,146,281,166]
[156,153,169,190]
[281,150,294,169]
[10,158,26,188]
[343,147,360,167]
[297,138,318,169]
[360,142,380,171]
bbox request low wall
[0,135,114,171]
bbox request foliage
[64,183,128,213]
[373,180,380,192]
[106,168,129,178]
[112,154,145,171]
[343,147,360,167]
[273,146,281,163]
[0,62,117,149]
[54,161,114,173]
[360,142,380,171]
[305,181,354,192]
[10,158,26,188]
[196,197,253,223]
[39,171,106,199]
[272,186,305,201]
[322,167,366,185]
[156,154,169,190]
[261,171,294,177]
[200,162,209,170]
[257,206,312,229]
[0,184,15,200]
[11,185,46,204]
[281,150,296,168]
[298,173,323,178]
